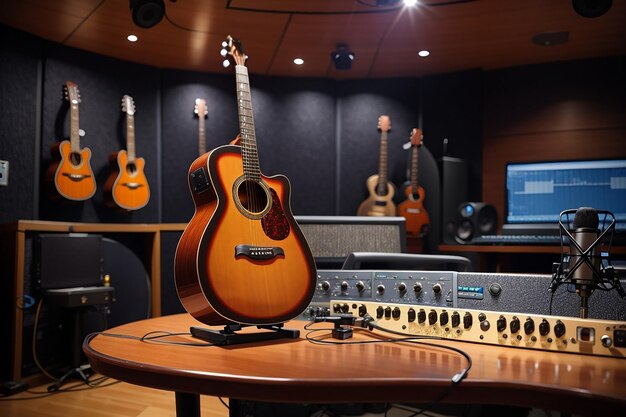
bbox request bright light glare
[418,50,430,57]
[404,0,418,6]
[223,59,230,68]
[127,34,138,42]
[293,58,304,65]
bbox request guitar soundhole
[69,152,82,166]
[237,179,269,215]
[125,162,138,176]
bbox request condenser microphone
[569,207,600,287]
[568,207,601,318]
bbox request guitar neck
[410,145,419,193]
[198,116,206,156]
[69,98,80,153]
[126,111,136,162]
[235,65,261,181]
[376,131,389,195]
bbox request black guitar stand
[190,322,299,346]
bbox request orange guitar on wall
[357,115,397,216]
[398,128,430,237]
[194,98,208,156]
[45,81,96,201]
[174,36,316,326]
[104,95,150,210]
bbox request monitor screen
[505,159,626,230]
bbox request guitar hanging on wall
[194,98,208,156]
[45,81,96,201]
[103,95,150,210]
[357,115,397,216]
[174,35,316,326]
[398,128,430,237]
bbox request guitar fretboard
[69,96,80,154]
[410,144,419,195]
[198,115,206,156]
[126,111,136,162]
[235,65,261,182]
[376,131,389,195]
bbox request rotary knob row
[377,282,443,295]
[492,315,566,338]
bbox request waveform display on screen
[506,159,626,229]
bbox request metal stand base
[190,323,299,346]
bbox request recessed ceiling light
[418,50,430,57]
[127,34,138,42]
[404,0,418,6]
[293,58,304,65]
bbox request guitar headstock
[220,35,247,68]
[64,81,81,105]
[122,95,136,116]
[378,115,391,133]
[410,128,423,147]
[194,98,208,118]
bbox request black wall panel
[337,78,421,215]
[161,69,238,223]
[251,76,337,216]
[160,231,185,315]
[422,70,483,202]
[39,42,160,223]
[0,27,41,221]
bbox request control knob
[407,308,416,322]
[377,284,385,295]
[601,335,613,348]
[509,316,520,334]
[417,309,426,323]
[340,281,349,292]
[376,306,384,319]
[524,318,535,335]
[392,307,401,318]
[356,281,365,293]
[413,282,423,294]
[432,283,442,294]
[496,315,507,332]
[539,319,550,336]
[463,312,473,329]
[398,282,407,293]
[439,310,449,326]
[320,281,330,291]
[428,309,437,325]
[451,312,461,328]
[554,320,566,338]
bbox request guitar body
[46,140,96,201]
[175,145,317,326]
[398,183,430,236]
[104,150,150,210]
[357,174,397,216]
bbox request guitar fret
[70,102,80,153]
[377,131,388,195]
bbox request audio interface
[299,270,456,320]
[334,300,626,358]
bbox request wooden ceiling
[1,0,625,79]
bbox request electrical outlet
[0,160,8,186]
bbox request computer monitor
[505,159,626,231]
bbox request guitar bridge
[235,244,285,261]
[121,182,143,190]
[62,173,90,182]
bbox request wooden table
[84,314,626,417]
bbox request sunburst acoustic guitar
[45,81,96,201]
[174,35,316,326]
[357,115,397,216]
[103,95,150,210]
[194,98,208,156]
[398,128,430,237]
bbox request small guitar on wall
[194,98,208,156]
[45,81,96,201]
[398,128,430,237]
[357,115,397,216]
[174,35,316,326]
[104,95,150,210]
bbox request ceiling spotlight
[130,0,165,29]
[293,58,304,65]
[418,50,430,57]
[127,34,138,42]
[572,0,612,18]
[331,44,355,70]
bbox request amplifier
[45,286,114,308]
[336,300,626,358]
[300,270,626,322]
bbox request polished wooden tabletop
[84,314,626,415]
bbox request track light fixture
[130,0,165,29]
[331,44,355,70]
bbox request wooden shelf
[0,220,187,383]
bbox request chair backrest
[341,252,472,272]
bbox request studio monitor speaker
[295,216,406,269]
[440,157,468,244]
[445,202,497,244]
